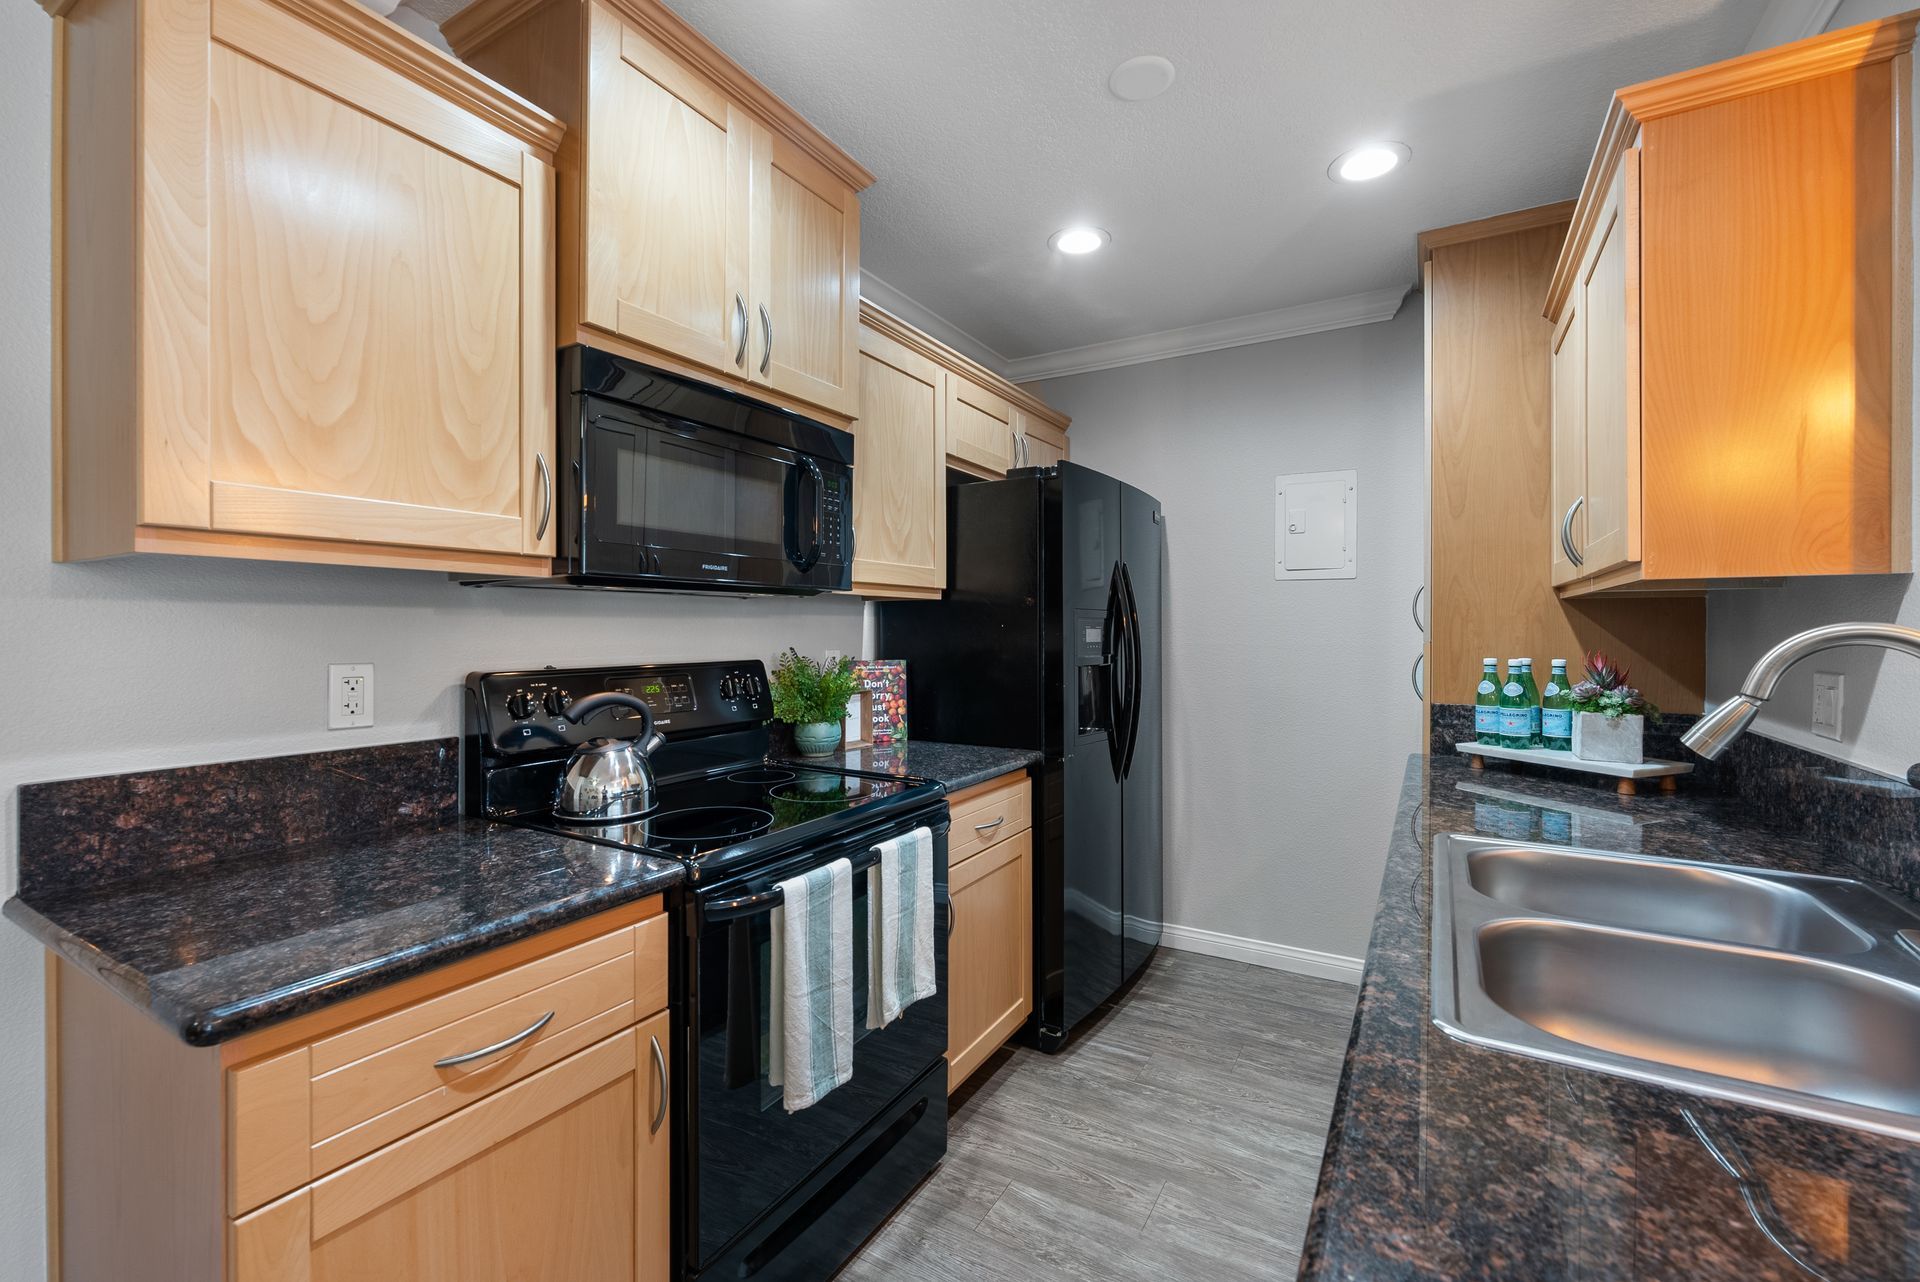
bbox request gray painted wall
[0,4,862,1266]
[1030,303,1427,968]
[1705,2,1920,782]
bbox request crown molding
[858,271,1011,375]
[1003,285,1410,384]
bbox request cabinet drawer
[947,773,1032,867]
[228,912,670,1213]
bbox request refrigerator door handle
[1105,561,1129,781]
[1119,561,1144,778]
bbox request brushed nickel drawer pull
[649,1034,668,1134]
[433,1010,554,1069]
[973,816,1006,834]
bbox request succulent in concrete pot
[1569,652,1660,764]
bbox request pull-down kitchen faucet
[1682,622,1920,761]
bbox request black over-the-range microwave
[467,346,855,595]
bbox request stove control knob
[542,689,574,717]
[505,691,534,720]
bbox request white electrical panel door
[1275,470,1357,580]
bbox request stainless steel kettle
[553,692,666,822]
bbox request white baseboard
[1158,923,1363,986]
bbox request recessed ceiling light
[1109,55,1175,102]
[1329,142,1411,183]
[1050,227,1110,255]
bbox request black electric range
[463,661,951,1282]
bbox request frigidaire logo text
[701,563,728,572]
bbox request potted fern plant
[770,648,860,757]
[1569,652,1661,764]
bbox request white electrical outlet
[1811,671,1843,741]
[329,663,375,730]
[824,650,844,666]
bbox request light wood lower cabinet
[51,898,671,1282]
[944,772,1034,1093]
[232,1015,668,1282]
[54,0,564,575]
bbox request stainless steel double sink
[1432,834,1920,1139]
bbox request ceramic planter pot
[1572,711,1644,764]
[791,721,842,757]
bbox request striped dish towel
[867,826,937,1030]
[768,858,855,1112]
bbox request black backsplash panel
[16,739,459,899]
[1431,702,1920,898]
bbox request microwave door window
[584,419,642,571]
[645,431,737,554]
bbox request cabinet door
[634,1009,671,1282]
[751,127,861,418]
[1013,410,1066,468]
[851,324,946,596]
[205,6,552,557]
[232,1029,644,1282]
[946,375,1015,477]
[1579,154,1639,577]
[1549,303,1586,587]
[947,829,1033,1092]
[586,2,752,382]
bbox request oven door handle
[705,845,887,920]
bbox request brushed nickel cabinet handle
[1560,496,1586,568]
[1411,584,1426,633]
[948,899,959,938]
[535,453,553,542]
[734,294,748,367]
[649,1034,668,1135]
[1411,653,1425,702]
[973,816,1006,833]
[434,1010,554,1069]
[759,304,773,376]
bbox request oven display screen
[612,672,697,715]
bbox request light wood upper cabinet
[756,131,861,416]
[1549,303,1586,589]
[851,316,947,598]
[56,0,562,575]
[945,772,1034,1093]
[850,302,1070,597]
[447,0,871,423]
[1546,14,1915,595]
[585,8,751,380]
[945,374,1016,478]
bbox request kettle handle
[561,691,656,741]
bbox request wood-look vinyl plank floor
[837,949,1358,1281]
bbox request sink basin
[1431,834,1920,1138]
[1465,845,1873,953]
[1479,919,1920,1116]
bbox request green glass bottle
[1474,658,1501,745]
[1541,658,1573,751]
[1518,659,1543,747]
[1496,659,1529,749]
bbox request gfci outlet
[329,663,375,730]
[1811,671,1843,742]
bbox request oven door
[578,398,850,592]
[686,811,950,1276]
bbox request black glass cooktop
[538,761,937,869]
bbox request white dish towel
[867,826,937,1030]
[768,858,854,1112]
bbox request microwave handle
[787,456,824,572]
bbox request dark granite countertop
[5,818,683,1045]
[1299,754,1920,1281]
[785,740,1042,794]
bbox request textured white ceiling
[429,0,1764,363]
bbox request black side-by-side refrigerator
[877,461,1162,1051]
